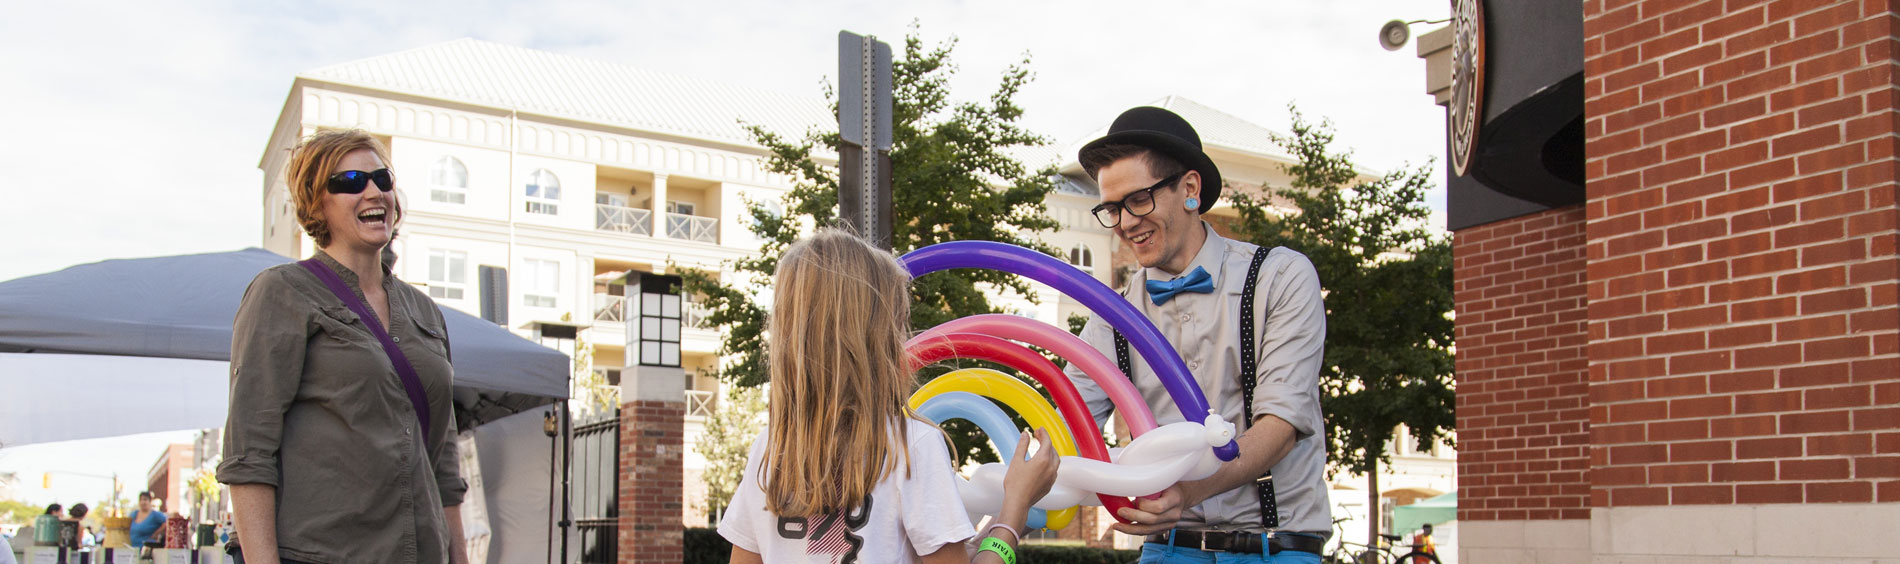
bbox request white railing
[685,389,715,418]
[682,302,712,330]
[666,213,718,243]
[596,204,653,236]
[593,293,626,324]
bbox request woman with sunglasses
[218,129,468,564]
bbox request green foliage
[0,499,41,525]
[685,527,732,564]
[1018,544,1143,564]
[1225,106,1455,478]
[682,527,1140,564]
[680,25,1060,463]
[562,312,618,418]
[695,385,767,522]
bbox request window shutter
[479,265,509,325]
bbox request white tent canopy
[0,248,572,447]
[1,354,228,445]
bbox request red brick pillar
[620,366,685,563]
[1452,207,1593,523]
[1580,0,1900,559]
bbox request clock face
[1450,0,1486,176]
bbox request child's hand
[1001,428,1061,511]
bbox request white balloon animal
[955,414,1237,525]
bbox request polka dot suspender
[1113,245,1278,529]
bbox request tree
[0,498,39,525]
[681,26,1061,462]
[695,384,767,525]
[1225,107,1454,543]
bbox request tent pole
[560,400,573,564]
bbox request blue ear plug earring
[1184,197,1200,211]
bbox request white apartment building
[258,39,1454,543]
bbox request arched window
[429,156,468,204]
[1068,244,1094,272]
[525,168,560,215]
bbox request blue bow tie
[1145,266,1215,305]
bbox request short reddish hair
[285,129,398,248]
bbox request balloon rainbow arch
[900,240,1240,529]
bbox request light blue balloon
[916,391,1046,529]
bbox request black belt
[1145,530,1327,554]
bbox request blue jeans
[1138,537,1326,564]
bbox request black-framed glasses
[326,168,395,195]
[1089,170,1186,228]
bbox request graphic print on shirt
[777,494,874,563]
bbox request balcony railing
[593,293,626,324]
[682,302,711,330]
[685,389,715,418]
[666,213,718,243]
[596,204,653,236]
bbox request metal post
[561,400,573,564]
[544,409,556,564]
[838,31,894,250]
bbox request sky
[0,0,1449,506]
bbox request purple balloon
[901,240,1239,461]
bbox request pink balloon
[914,314,1158,437]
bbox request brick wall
[1583,0,1900,506]
[1453,207,1594,520]
[620,400,684,563]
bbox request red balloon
[907,333,1138,523]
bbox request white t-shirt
[718,418,975,563]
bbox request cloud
[0,0,1449,283]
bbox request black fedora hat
[1079,106,1221,214]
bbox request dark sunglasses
[1089,170,1186,228]
[326,168,395,194]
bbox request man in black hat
[1064,106,1331,562]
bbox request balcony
[593,293,626,324]
[685,389,715,418]
[596,204,653,236]
[666,213,718,243]
[682,301,711,330]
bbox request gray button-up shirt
[218,250,466,563]
[1065,222,1330,534]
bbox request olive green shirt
[218,250,466,564]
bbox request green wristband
[979,536,1017,564]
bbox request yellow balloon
[911,368,1080,530]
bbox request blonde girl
[719,229,1058,564]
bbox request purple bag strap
[298,258,433,443]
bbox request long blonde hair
[762,229,926,516]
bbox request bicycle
[1322,516,1441,564]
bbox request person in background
[1412,523,1437,562]
[127,492,167,549]
[43,505,64,520]
[0,443,12,564]
[65,503,93,549]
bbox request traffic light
[42,473,50,488]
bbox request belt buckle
[1198,531,1230,553]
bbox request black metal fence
[572,409,620,564]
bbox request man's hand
[1107,415,1300,537]
[1109,485,1188,536]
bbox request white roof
[300,38,834,147]
[298,40,1291,170]
[1059,95,1291,161]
